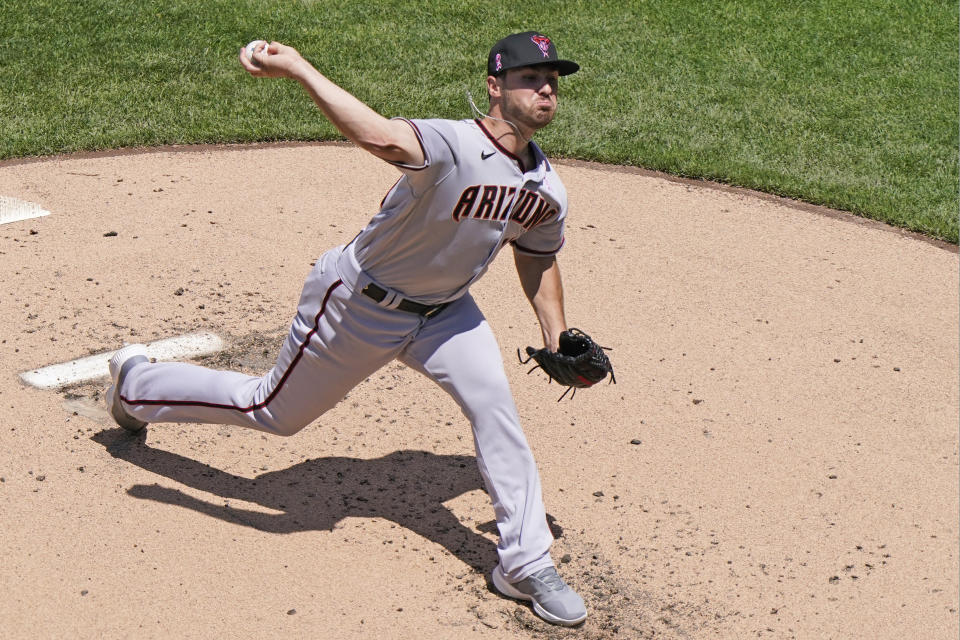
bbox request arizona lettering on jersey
[350,118,569,302]
[451,185,559,230]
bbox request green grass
[1,0,956,242]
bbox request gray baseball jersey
[353,118,568,303]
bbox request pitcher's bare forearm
[515,251,567,351]
[290,59,422,164]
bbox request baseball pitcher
[106,31,611,626]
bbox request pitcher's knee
[248,409,315,437]
[459,385,519,425]
[268,420,310,437]
[243,388,339,436]
[455,365,510,399]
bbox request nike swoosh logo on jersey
[481,150,496,160]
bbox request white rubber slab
[0,196,51,225]
[19,332,224,390]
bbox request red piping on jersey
[121,279,344,414]
[381,120,429,205]
[390,118,430,171]
[474,118,526,172]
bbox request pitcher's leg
[400,298,554,581]
[118,249,415,435]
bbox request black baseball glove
[519,328,616,400]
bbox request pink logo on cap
[531,35,551,57]
[495,53,502,71]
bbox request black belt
[361,283,449,318]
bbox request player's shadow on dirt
[92,429,519,572]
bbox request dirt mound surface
[0,144,956,638]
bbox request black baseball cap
[487,31,579,77]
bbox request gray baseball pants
[118,244,555,581]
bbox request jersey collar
[474,118,531,172]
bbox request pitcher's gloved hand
[519,329,615,400]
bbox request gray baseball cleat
[492,564,587,626]
[106,344,149,432]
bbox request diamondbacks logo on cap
[531,35,551,57]
[495,53,502,71]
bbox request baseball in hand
[245,40,267,66]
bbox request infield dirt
[0,144,956,639]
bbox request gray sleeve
[388,118,457,190]
[512,207,566,256]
